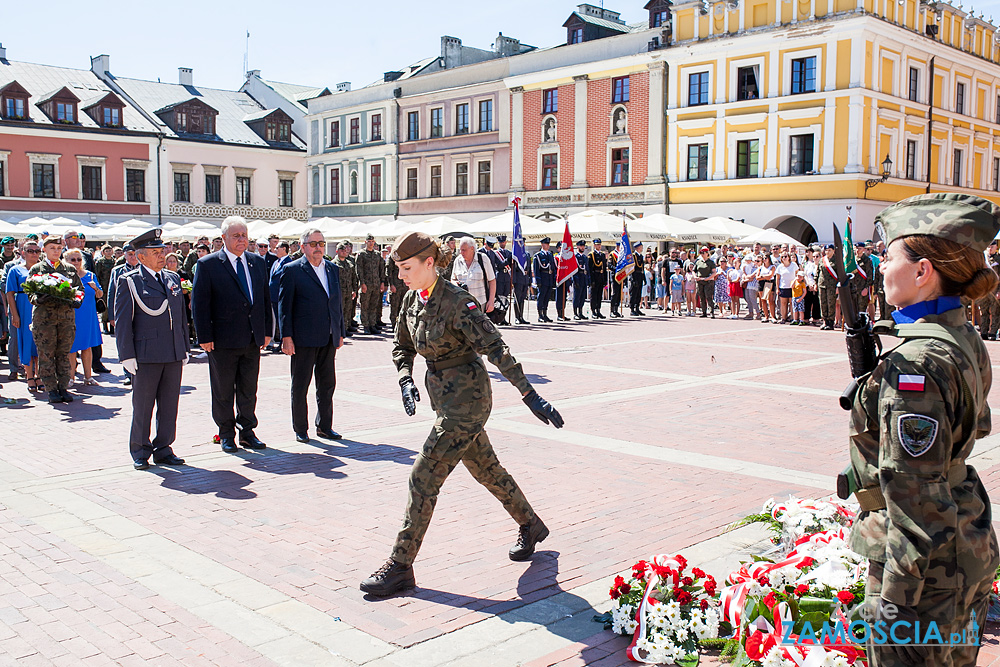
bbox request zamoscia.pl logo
[780,600,980,648]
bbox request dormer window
[243,107,294,145]
[84,92,127,128]
[103,107,120,127]
[156,98,219,136]
[645,0,672,30]
[265,121,290,142]
[56,102,74,123]
[37,86,81,125]
[1,81,30,121]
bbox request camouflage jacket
[393,277,532,421]
[852,253,875,289]
[386,257,406,289]
[94,257,115,291]
[28,260,84,310]
[356,249,383,289]
[848,305,999,605]
[334,256,359,296]
[817,258,838,290]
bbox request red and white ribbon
[625,555,684,663]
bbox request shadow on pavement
[51,402,121,421]
[311,438,416,465]
[241,449,347,480]
[152,465,257,500]
[488,371,551,385]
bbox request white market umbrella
[367,219,412,244]
[466,210,546,239]
[407,216,469,238]
[640,214,732,245]
[739,227,802,247]
[697,216,761,239]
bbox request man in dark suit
[114,229,189,470]
[532,237,555,323]
[191,216,272,453]
[278,228,346,443]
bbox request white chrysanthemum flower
[762,648,786,667]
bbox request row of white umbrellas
[0,212,802,247]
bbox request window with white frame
[789,135,814,174]
[455,162,469,195]
[687,144,708,181]
[736,140,759,178]
[953,148,963,186]
[906,140,918,180]
[28,153,59,199]
[908,68,919,102]
[791,57,817,95]
[994,157,999,191]
[688,72,709,106]
[737,66,759,101]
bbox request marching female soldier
[361,231,563,597]
[848,193,1000,666]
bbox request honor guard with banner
[114,229,189,470]
[532,237,555,322]
[834,193,1000,667]
[572,240,590,320]
[587,239,607,319]
[511,198,531,325]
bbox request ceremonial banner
[512,196,527,274]
[842,213,858,274]
[556,220,578,286]
[615,220,635,284]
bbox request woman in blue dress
[5,243,41,391]
[65,249,103,386]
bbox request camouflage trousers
[359,287,381,328]
[818,285,837,322]
[389,287,406,327]
[865,561,991,667]
[391,415,535,566]
[977,294,1000,336]
[32,304,76,392]
[341,294,353,330]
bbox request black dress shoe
[123,377,132,386]
[315,428,342,441]
[153,454,186,466]
[573,314,583,320]
[59,390,74,403]
[92,364,111,374]
[557,316,569,322]
[295,433,310,443]
[48,390,64,404]
[360,559,416,596]
[133,459,149,470]
[509,517,549,561]
[537,317,547,323]
[240,432,267,450]
[220,437,238,453]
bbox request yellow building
[665,0,1000,242]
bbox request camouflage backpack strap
[881,321,983,437]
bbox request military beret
[540,237,551,244]
[365,233,375,241]
[42,235,61,246]
[391,230,437,262]
[1,236,14,244]
[497,234,507,242]
[25,233,39,241]
[875,193,1000,252]
[336,241,348,250]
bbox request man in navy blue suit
[278,228,346,443]
[191,216,272,453]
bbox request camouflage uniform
[977,253,1000,338]
[355,248,383,329]
[851,251,874,314]
[817,256,838,326]
[385,256,407,327]
[94,255,115,327]
[29,260,83,393]
[390,277,537,566]
[333,254,359,331]
[848,193,1000,667]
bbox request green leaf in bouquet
[676,652,700,667]
[793,611,831,636]
[718,621,734,637]
[593,611,614,630]
[797,596,835,614]
[698,638,729,650]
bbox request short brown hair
[899,235,999,301]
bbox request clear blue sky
[4,0,583,91]
[8,0,1000,92]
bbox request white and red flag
[555,220,579,286]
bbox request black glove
[845,311,879,379]
[876,598,929,665]
[522,389,564,428]
[399,377,420,416]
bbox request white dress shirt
[311,260,329,296]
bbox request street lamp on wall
[864,154,893,199]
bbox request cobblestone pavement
[2,306,1000,666]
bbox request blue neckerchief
[891,296,963,324]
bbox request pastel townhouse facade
[659,0,1000,242]
[92,56,310,224]
[0,46,160,222]
[506,3,672,217]
[307,35,535,222]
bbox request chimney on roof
[91,54,110,77]
[336,82,351,92]
[577,3,624,23]
[246,69,261,80]
[178,67,193,87]
[0,43,6,61]
[494,33,523,58]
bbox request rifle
[832,223,881,500]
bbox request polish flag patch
[467,302,478,310]
[898,374,926,392]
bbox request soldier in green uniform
[94,245,116,334]
[386,252,408,328]
[360,231,564,597]
[847,193,1000,667]
[851,241,875,316]
[355,234,384,334]
[333,242,358,336]
[29,236,84,403]
[976,242,1000,340]
[693,247,717,318]
[817,243,839,330]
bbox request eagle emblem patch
[897,414,939,457]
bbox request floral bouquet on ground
[601,554,726,665]
[728,496,856,551]
[22,272,84,308]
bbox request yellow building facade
[665,0,1000,242]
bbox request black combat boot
[48,390,64,404]
[509,516,549,561]
[360,558,416,596]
